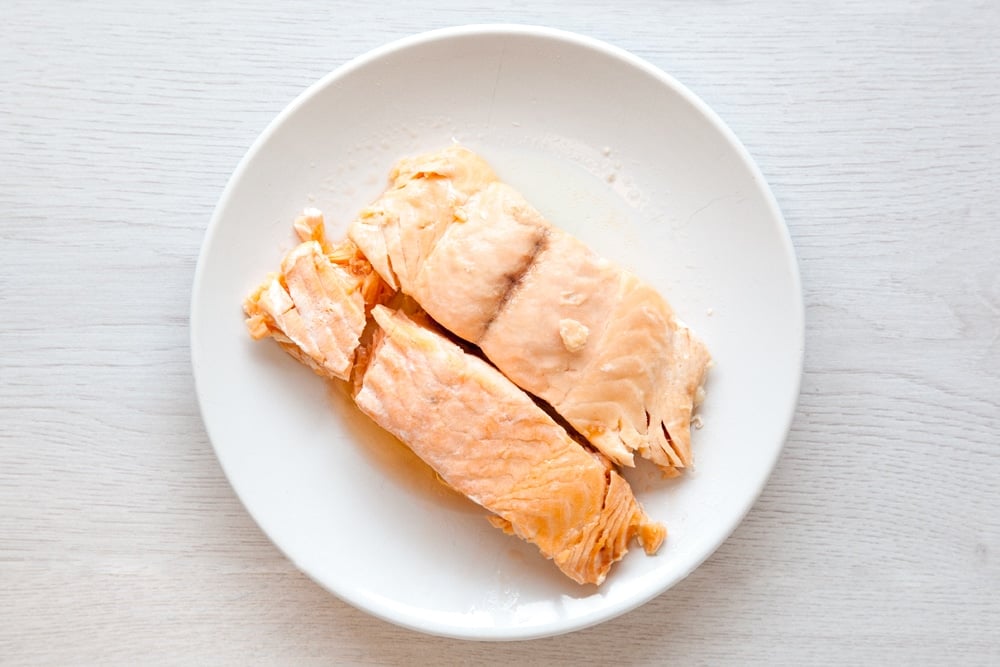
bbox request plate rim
[190,23,805,641]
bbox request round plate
[191,25,803,640]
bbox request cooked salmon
[244,209,390,380]
[355,305,665,585]
[349,145,498,294]
[244,215,666,585]
[347,147,711,473]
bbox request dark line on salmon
[659,421,685,467]
[528,390,611,465]
[481,228,550,335]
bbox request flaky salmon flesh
[243,146,711,584]
[350,145,711,474]
[244,210,390,380]
[357,306,664,585]
[243,213,664,584]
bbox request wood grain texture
[2,0,998,664]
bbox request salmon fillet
[355,306,665,585]
[243,209,390,380]
[243,214,666,584]
[347,146,711,472]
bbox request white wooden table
[2,1,998,663]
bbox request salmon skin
[349,145,711,473]
[244,212,667,585]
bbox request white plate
[191,25,803,640]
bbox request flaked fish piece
[480,232,712,470]
[348,147,711,472]
[244,210,390,380]
[349,145,498,292]
[355,306,665,585]
[557,274,711,471]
